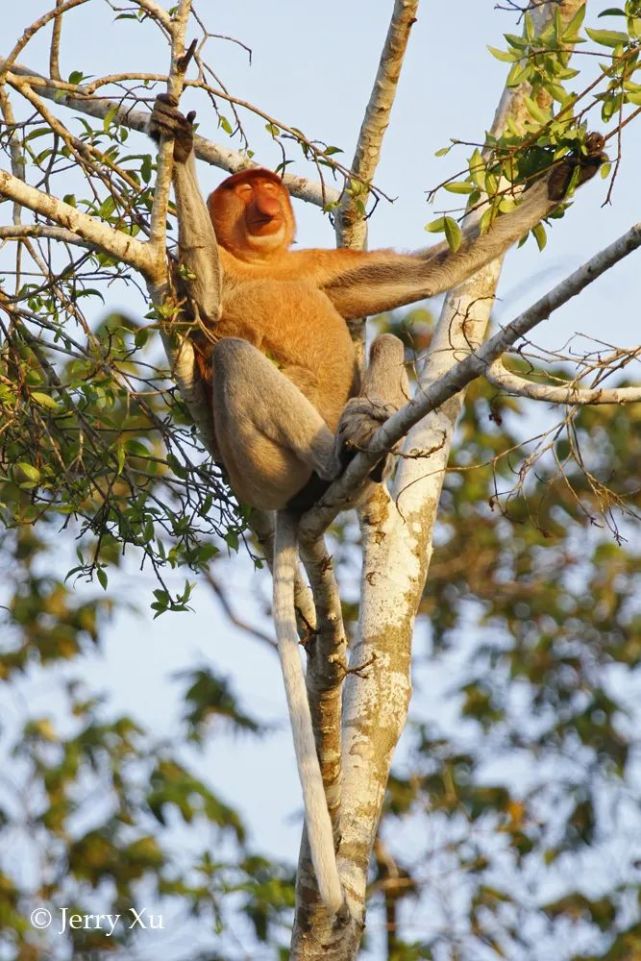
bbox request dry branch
[0,166,155,274]
[301,216,641,540]
[486,357,641,404]
[0,59,341,209]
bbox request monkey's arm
[314,156,602,320]
[172,153,222,325]
[148,95,222,457]
[149,95,222,325]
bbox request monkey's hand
[547,131,607,201]
[148,94,196,164]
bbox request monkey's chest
[217,279,357,427]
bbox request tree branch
[0,59,341,209]
[295,6,591,955]
[300,216,641,540]
[202,568,276,649]
[486,357,641,404]
[336,0,419,365]
[0,167,155,274]
[1,0,89,72]
[0,224,94,248]
[148,0,192,252]
[335,0,419,250]
[292,3,419,933]
[132,0,173,32]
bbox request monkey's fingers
[547,131,607,201]
[335,397,397,480]
[149,94,196,163]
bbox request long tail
[273,511,344,914]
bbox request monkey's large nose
[253,195,282,218]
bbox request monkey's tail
[273,511,344,915]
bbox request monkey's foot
[335,397,398,482]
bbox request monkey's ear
[148,94,196,164]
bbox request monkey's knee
[370,332,404,363]
[211,336,260,379]
[367,334,409,409]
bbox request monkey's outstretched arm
[149,95,222,326]
[312,150,604,320]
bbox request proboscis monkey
[148,94,604,914]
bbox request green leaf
[487,45,516,62]
[99,196,116,218]
[134,327,150,349]
[532,223,547,251]
[479,206,495,235]
[30,392,60,411]
[15,462,41,483]
[597,7,626,16]
[25,127,51,142]
[102,105,119,132]
[97,568,108,591]
[524,96,550,124]
[443,217,463,253]
[444,181,474,194]
[585,27,629,46]
[504,32,530,50]
[545,81,570,104]
[506,61,530,87]
[564,5,586,35]
[141,155,153,184]
[425,216,445,233]
[469,149,486,190]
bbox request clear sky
[2,2,640,957]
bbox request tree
[1,1,641,959]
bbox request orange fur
[198,171,360,433]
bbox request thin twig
[49,0,65,80]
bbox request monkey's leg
[336,333,409,480]
[212,338,338,511]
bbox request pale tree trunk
[290,1,586,958]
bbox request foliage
[429,3,641,247]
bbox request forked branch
[301,218,641,540]
[486,357,641,404]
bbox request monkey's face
[208,170,296,261]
